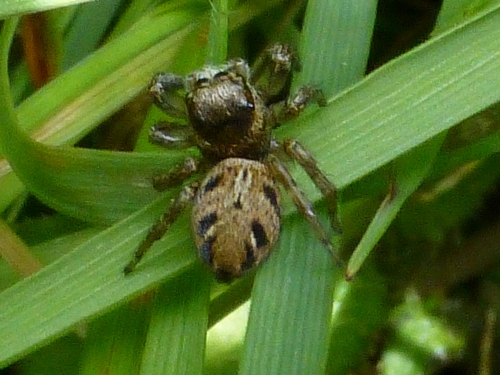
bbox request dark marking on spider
[197,212,218,236]
[201,174,223,195]
[233,193,243,209]
[251,220,268,248]
[263,184,280,216]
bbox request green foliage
[1,0,500,374]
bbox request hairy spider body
[193,158,280,281]
[125,44,340,281]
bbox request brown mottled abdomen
[192,158,281,282]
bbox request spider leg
[225,58,251,81]
[279,139,341,233]
[124,181,200,274]
[254,44,299,105]
[149,122,197,149]
[277,85,327,123]
[149,72,187,119]
[152,157,202,192]
[267,154,342,266]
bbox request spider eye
[196,77,210,87]
[213,71,229,80]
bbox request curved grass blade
[0,193,197,368]
[0,0,95,19]
[277,4,500,194]
[0,16,200,224]
[346,135,445,278]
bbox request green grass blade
[276,4,500,194]
[79,304,150,375]
[139,270,210,375]
[0,14,200,223]
[206,0,229,64]
[433,0,500,35]
[326,265,387,374]
[0,195,196,368]
[239,215,337,375]
[61,0,125,69]
[0,0,95,18]
[346,135,445,278]
[239,1,376,373]
[298,0,377,94]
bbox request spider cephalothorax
[125,44,340,282]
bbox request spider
[124,44,341,282]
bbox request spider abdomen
[192,158,281,282]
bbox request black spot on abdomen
[201,174,223,195]
[233,193,243,209]
[251,220,268,248]
[263,184,280,216]
[197,212,218,237]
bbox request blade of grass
[139,269,210,375]
[346,135,445,278]
[239,2,382,374]
[433,0,500,35]
[0,16,201,224]
[0,194,196,368]
[239,215,337,375]
[206,0,228,64]
[297,0,377,94]
[79,303,150,375]
[277,3,500,195]
[326,264,387,374]
[0,0,95,18]
[61,0,125,69]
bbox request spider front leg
[152,157,202,192]
[267,155,342,266]
[149,122,197,149]
[124,181,200,274]
[149,72,187,119]
[278,85,327,123]
[148,122,201,191]
[281,139,341,233]
[254,44,299,105]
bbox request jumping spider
[125,44,341,282]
